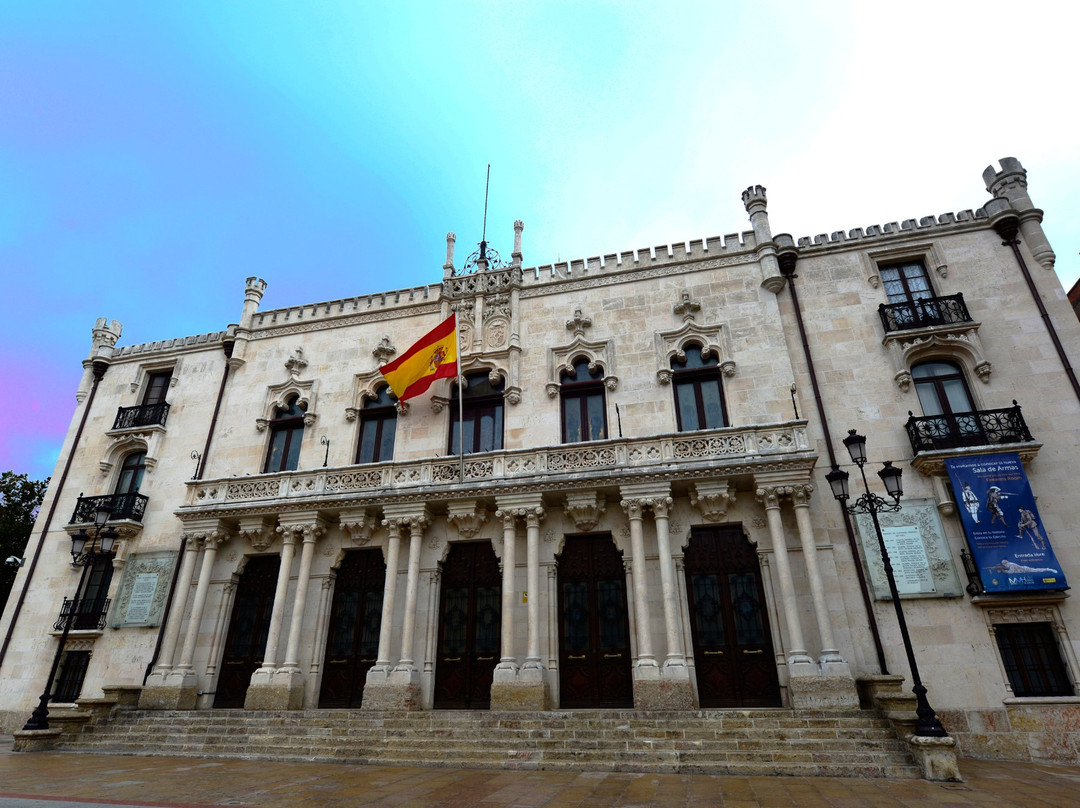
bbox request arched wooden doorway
[214,555,280,708]
[319,549,386,708]
[556,534,633,709]
[684,526,781,707]
[433,542,501,709]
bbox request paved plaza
[2,737,1080,807]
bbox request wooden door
[684,526,781,708]
[557,534,633,709]
[319,549,385,708]
[433,542,501,709]
[214,555,279,708]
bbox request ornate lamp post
[22,502,117,731]
[825,429,948,738]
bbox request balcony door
[556,534,633,709]
[433,542,501,709]
[684,526,781,707]
[912,361,984,445]
[319,549,385,708]
[215,555,279,708]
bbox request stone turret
[75,317,123,401]
[983,157,1056,270]
[742,185,784,292]
[230,277,267,367]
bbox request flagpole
[457,371,465,483]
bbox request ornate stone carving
[673,290,701,322]
[655,320,736,384]
[564,491,606,532]
[690,481,734,522]
[238,519,275,552]
[285,348,308,379]
[566,308,592,336]
[340,509,378,546]
[885,326,991,391]
[372,336,396,364]
[447,502,489,538]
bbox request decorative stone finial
[444,232,457,272]
[512,220,524,265]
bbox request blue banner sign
[944,453,1068,593]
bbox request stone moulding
[180,421,812,515]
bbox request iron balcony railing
[879,293,973,333]
[112,402,170,430]
[905,401,1033,454]
[54,597,111,631]
[69,493,149,524]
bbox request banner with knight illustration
[944,453,1068,593]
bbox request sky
[2,1,1078,482]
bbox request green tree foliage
[1,471,50,616]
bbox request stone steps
[58,707,922,778]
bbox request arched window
[912,361,975,417]
[115,452,146,495]
[449,373,504,455]
[561,357,607,443]
[264,396,306,473]
[672,344,727,431]
[356,386,397,464]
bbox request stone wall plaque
[853,498,963,600]
[110,550,178,628]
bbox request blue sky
[3,1,1078,481]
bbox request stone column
[494,509,519,677]
[145,537,198,674]
[305,575,334,709]
[621,499,657,668]
[244,525,297,709]
[139,532,204,710]
[651,498,695,708]
[755,486,814,673]
[523,506,545,670]
[366,507,429,710]
[790,484,859,707]
[490,496,548,710]
[372,519,402,672]
[175,532,224,674]
[393,519,426,672]
[274,523,324,709]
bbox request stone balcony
[181,420,814,517]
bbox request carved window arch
[256,378,318,432]
[890,337,991,394]
[99,430,162,476]
[432,358,517,412]
[654,322,735,385]
[546,337,618,399]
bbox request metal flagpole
[456,315,465,482]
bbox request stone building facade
[2,157,1078,764]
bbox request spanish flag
[379,313,458,402]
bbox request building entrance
[214,555,279,708]
[556,534,633,708]
[319,549,385,708]
[433,541,501,709]
[684,526,781,707]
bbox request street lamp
[826,429,948,738]
[22,502,118,731]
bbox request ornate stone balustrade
[182,421,812,515]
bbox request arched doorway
[433,542,501,709]
[319,549,385,708]
[214,555,279,708]
[556,534,633,709]
[684,526,781,707]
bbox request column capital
[620,498,646,520]
[382,504,432,534]
[789,483,814,507]
[755,485,794,510]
